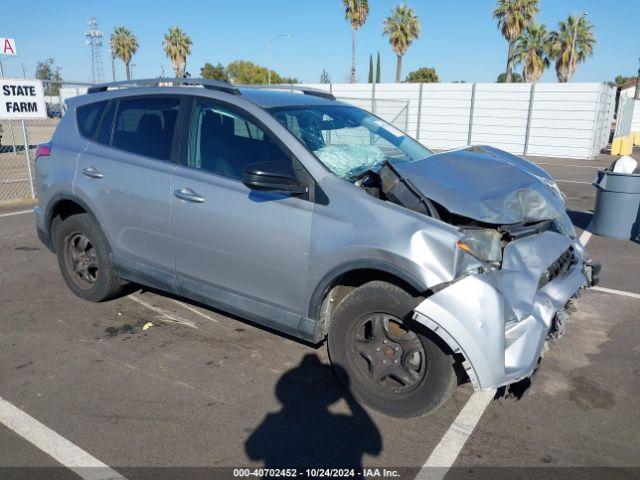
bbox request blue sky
[0,0,638,84]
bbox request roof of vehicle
[238,88,345,108]
[82,78,346,109]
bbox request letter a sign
[1,38,17,56]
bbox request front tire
[53,213,126,302]
[328,281,457,417]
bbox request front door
[170,98,313,334]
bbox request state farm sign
[0,79,46,119]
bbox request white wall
[300,82,616,160]
[615,97,640,136]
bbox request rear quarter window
[76,101,108,139]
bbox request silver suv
[34,79,600,417]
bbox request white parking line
[0,209,33,218]
[591,286,640,300]
[555,179,592,185]
[169,298,219,323]
[579,226,593,247]
[534,162,601,170]
[417,389,496,480]
[0,396,127,480]
[127,294,199,329]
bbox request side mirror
[242,161,308,195]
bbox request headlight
[456,228,503,263]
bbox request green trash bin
[591,170,640,240]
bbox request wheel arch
[308,260,429,340]
[44,193,103,251]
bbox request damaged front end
[358,147,601,394]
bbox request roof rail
[240,84,336,100]
[87,78,241,95]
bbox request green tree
[163,27,192,78]
[35,58,62,95]
[383,4,421,83]
[342,0,370,83]
[110,26,139,80]
[405,67,439,83]
[515,22,550,82]
[226,60,295,84]
[549,15,596,82]
[320,68,331,84]
[368,54,374,83]
[612,75,636,87]
[497,72,524,82]
[200,62,229,82]
[375,51,381,83]
[493,0,539,83]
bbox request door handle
[174,188,205,203]
[82,166,103,179]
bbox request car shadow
[244,354,382,476]
[567,209,593,231]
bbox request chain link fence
[0,81,89,202]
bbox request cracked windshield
[270,105,433,180]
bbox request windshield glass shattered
[269,105,433,180]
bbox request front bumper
[413,231,595,391]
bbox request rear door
[170,97,314,334]
[75,94,184,289]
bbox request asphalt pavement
[0,154,638,479]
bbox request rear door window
[76,101,108,139]
[112,97,181,161]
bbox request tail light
[35,143,51,160]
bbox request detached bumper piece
[584,259,602,286]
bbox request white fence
[301,82,616,160]
[616,97,640,137]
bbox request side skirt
[112,255,318,343]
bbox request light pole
[568,11,588,82]
[634,57,640,100]
[267,33,291,85]
[130,63,137,79]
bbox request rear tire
[328,281,457,418]
[53,213,126,302]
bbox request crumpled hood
[392,145,565,225]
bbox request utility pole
[85,17,105,83]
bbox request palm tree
[515,23,550,82]
[110,27,138,80]
[162,27,193,78]
[493,0,539,83]
[383,4,421,83]
[549,15,595,82]
[343,0,369,83]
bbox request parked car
[34,79,600,417]
[46,102,64,118]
